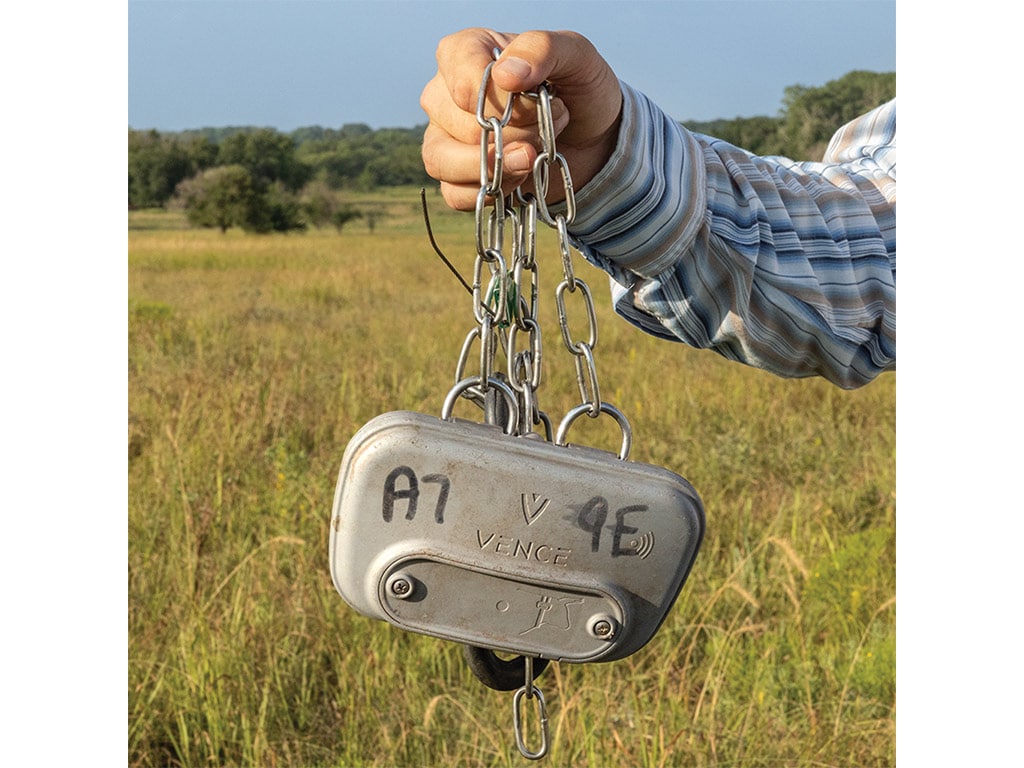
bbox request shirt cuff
[567,81,707,280]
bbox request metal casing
[329,411,704,663]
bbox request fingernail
[495,56,532,82]
[505,148,531,173]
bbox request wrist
[562,102,623,195]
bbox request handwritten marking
[382,466,450,523]
[575,497,651,557]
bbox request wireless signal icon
[630,531,656,560]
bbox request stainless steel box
[329,411,704,663]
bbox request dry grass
[129,194,895,767]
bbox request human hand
[420,28,623,211]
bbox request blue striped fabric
[567,83,896,389]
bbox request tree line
[684,70,896,158]
[128,70,894,233]
[128,122,431,232]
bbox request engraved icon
[521,493,551,526]
[631,531,656,560]
[519,594,585,635]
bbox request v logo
[521,493,550,526]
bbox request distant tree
[779,71,896,158]
[176,126,266,144]
[173,166,306,233]
[683,115,784,157]
[185,135,219,172]
[338,123,373,139]
[299,146,376,189]
[300,180,337,228]
[217,128,311,191]
[362,208,384,233]
[129,130,203,208]
[290,126,328,145]
[299,180,361,231]
[294,124,430,190]
[173,164,255,232]
[331,206,363,232]
[681,70,894,161]
[361,143,432,187]
[244,182,306,234]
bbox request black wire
[420,188,473,296]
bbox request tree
[299,181,362,231]
[682,70,894,161]
[293,124,430,190]
[129,130,201,208]
[331,207,363,232]
[172,166,307,234]
[299,147,375,189]
[779,71,896,158]
[684,115,784,157]
[185,135,219,173]
[361,143,432,187]
[299,180,337,228]
[244,182,306,234]
[173,164,256,233]
[217,128,311,192]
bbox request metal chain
[442,49,634,761]
[455,49,544,436]
[451,47,630,456]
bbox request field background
[128,189,895,767]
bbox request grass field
[128,189,895,767]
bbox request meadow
[128,188,895,767]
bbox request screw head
[587,614,619,641]
[386,573,415,599]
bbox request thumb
[489,30,622,189]
[491,31,605,94]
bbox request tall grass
[129,193,895,767]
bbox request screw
[387,574,415,599]
[587,614,618,641]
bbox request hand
[420,28,623,211]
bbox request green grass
[129,193,895,767]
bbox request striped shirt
[568,83,896,389]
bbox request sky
[128,0,896,132]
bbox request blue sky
[128,0,896,132]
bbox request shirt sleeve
[567,82,896,389]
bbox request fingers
[421,69,548,147]
[422,123,540,211]
[434,28,515,113]
[421,28,621,209]
[421,49,568,208]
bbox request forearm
[568,84,897,389]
